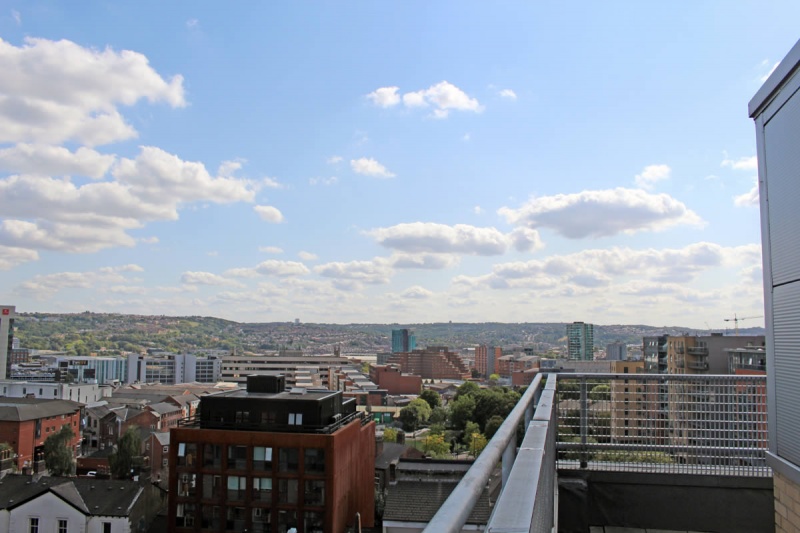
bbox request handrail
[422,373,544,533]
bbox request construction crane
[723,313,763,336]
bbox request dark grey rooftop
[383,480,491,525]
[0,398,82,421]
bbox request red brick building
[169,374,375,533]
[0,398,83,470]
[475,345,502,377]
[370,364,423,395]
[386,347,470,381]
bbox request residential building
[727,346,767,375]
[146,431,171,484]
[0,380,104,404]
[474,345,501,377]
[608,360,646,443]
[0,305,14,380]
[386,347,470,381]
[606,341,627,361]
[0,398,83,471]
[391,329,416,353]
[369,364,422,395]
[643,335,668,373]
[0,475,155,533]
[750,38,800,532]
[496,353,539,378]
[146,402,183,430]
[666,334,765,375]
[567,322,594,361]
[168,373,375,532]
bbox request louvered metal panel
[773,282,800,465]
[764,86,800,286]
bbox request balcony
[687,346,709,357]
[424,373,771,533]
[686,360,709,371]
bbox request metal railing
[423,374,551,533]
[555,373,769,476]
[175,410,366,434]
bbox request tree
[44,426,75,476]
[449,395,476,432]
[422,433,450,458]
[110,427,142,479]
[463,421,481,446]
[488,374,501,387]
[429,406,448,426]
[428,422,446,436]
[383,427,398,443]
[455,381,480,400]
[484,415,504,440]
[398,399,432,433]
[419,389,442,410]
[589,384,610,402]
[468,432,488,458]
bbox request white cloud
[0,36,185,146]
[0,218,137,253]
[0,245,38,270]
[473,205,483,214]
[498,188,703,239]
[298,251,318,261]
[261,177,283,189]
[391,253,460,270]
[11,10,21,25]
[368,222,542,255]
[401,81,482,118]
[309,176,338,186]
[327,155,343,164]
[259,246,283,254]
[734,181,759,207]
[499,89,517,100]
[255,260,310,277]
[509,227,544,252]
[186,18,199,29]
[0,144,115,179]
[400,286,434,299]
[350,157,395,178]
[366,86,401,108]
[315,258,392,284]
[217,159,243,177]
[760,60,780,83]
[15,265,142,298]
[181,271,243,287]
[369,81,482,119]
[721,155,758,171]
[139,236,159,244]
[207,251,218,257]
[253,205,284,223]
[634,164,671,190]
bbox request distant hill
[11,312,765,357]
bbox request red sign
[1,309,8,315]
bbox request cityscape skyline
[0,2,797,328]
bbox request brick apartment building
[169,374,375,532]
[369,364,422,395]
[475,345,502,377]
[0,398,83,470]
[386,346,470,381]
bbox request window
[203,444,222,468]
[226,507,246,530]
[103,523,111,533]
[227,475,246,500]
[278,479,298,504]
[163,446,168,454]
[203,474,222,499]
[145,442,150,451]
[58,519,67,533]
[227,445,247,469]
[179,473,197,497]
[176,503,196,527]
[252,477,272,501]
[235,410,250,424]
[305,480,325,506]
[162,458,168,466]
[305,511,325,533]
[304,448,325,474]
[288,413,303,425]
[177,442,196,466]
[253,446,272,471]
[279,448,298,473]
[29,518,39,533]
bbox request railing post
[501,438,515,486]
[579,376,588,468]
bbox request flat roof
[750,38,800,117]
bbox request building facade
[0,305,15,380]
[666,334,765,375]
[386,347,470,381]
[168,374,375,533]
[391,329,416,354]
[474,345,501,377]
[567,322,594,361]
[606,342,627,361]
[369,364,422,395]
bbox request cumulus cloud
[391,253,460,270]
[255,260,310,277]
[15,264,143,298]
[0,36,185,146]
[309,176,338,186]
[254,205,284,223]
[180,271,243,287]
[366,86,401,108]
[400,286,434,299]
[139,236,159,244]
[350,157,395,178]
[367,81,482,118]
[722,155,758,171]
[498,188,703,239]
[499,89,517,100]
[327,155,343,164]
[734,181,759,207]
[368,222,542,256]
[298,251,318,261]
[634,164,671,190]
[0,144,115,178]
[0,245,38,270]
[11,10,21,25]
[315,258,392,284]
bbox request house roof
[166,394,199,407]
[383,480,491,525]
[0,398,82,422]
[0,475,142,517]
[146,402,182,415]
[153,431,170,446]
[109,407,145,421]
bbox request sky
[0,2,797,328]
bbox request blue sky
[0,1,796,328]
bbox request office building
[127,353,222,385]
[391,328,416,353]
[220,353,353,389]
[606,341,627,361]
[567,322,594,361]
[0,305,15,380]
[169,373,375,532]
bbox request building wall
[8,492,87,533]
[0,305,15,381]
[370,365,422,395]
[386,348,470,381]
[609,361,646,443]
[169,418,376,532]
[774,471,800,533]
[0,410,82,469]
[567,322,594,361]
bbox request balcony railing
[175,410,366,434]
[424,372,769,532]
[687,346,709,356]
